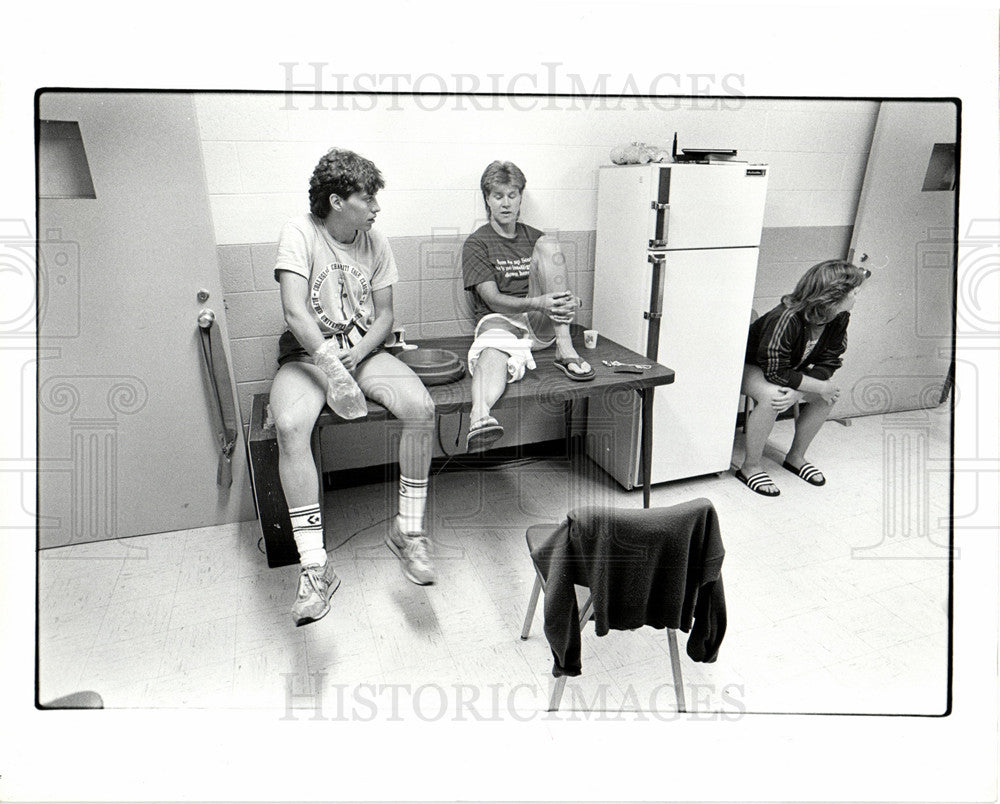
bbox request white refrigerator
[587,161,769,488]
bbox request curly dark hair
[308,149,385,218]
[782,259,871,324]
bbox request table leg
[640,387,653,508]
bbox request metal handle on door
[197,308,238,488]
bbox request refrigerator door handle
[644,254,666,361]
[649,201,670,248]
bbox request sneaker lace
[406,536,432,569]
[298,566,323,597]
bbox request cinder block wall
[214,231,595,423]
[193,95,878,427]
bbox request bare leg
[525,235,584,363]
[355,351,435,481]
[470,346,510,424]
[269,361,327,510]
[741,399,779,474]
[785,398,832,480]
[357,352,437,583]
[738,364,781,494]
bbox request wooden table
[248,330,675,567]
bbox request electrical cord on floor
[328,514,393,551]
[255,412,554,557]
[258,514,394,557]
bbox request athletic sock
[396,474,428,535]
[289,503,326,567]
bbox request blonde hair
[782,260,870,324]
[479,161,526,218]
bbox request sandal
[781,460,826,486]
[553,356,595,382]
[735,469,780,497]
[467,416,504,453]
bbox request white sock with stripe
[289,503,326,567]
[396,475,428,535]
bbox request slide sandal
[467,416,504,453]
[735,470,780,497]
[781,460,826,486]
[554,356,595,382]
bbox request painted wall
[193,94,879,434]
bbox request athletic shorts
[276,329,382,367]
[467,313,555,384]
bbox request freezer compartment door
[596,162,768,252]
[660,163,769,250]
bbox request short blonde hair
[479,161,526,218]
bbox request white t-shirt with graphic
[274,214,399,347]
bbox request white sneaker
[386,522,436,585]
[290,560,341,626]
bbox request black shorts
[276,330,383,367]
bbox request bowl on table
[395,347,466,386]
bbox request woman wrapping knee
[461,160,593,453]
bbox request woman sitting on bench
[270,148,437,627]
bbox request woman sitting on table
[461,160,593,453]
[736,259,869,497]
[270,148,438,627]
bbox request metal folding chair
[520,522,686,713]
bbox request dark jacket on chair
[529,498,727,677]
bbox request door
[840,101,956,418]
[37,92,255,548]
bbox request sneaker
[386,522,436,586]
[290,560,341,627]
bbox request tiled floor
[38,408,951,717]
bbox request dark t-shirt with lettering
[462,222,543,320]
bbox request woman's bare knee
[403,389,436,424]
[273,411,315,451]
